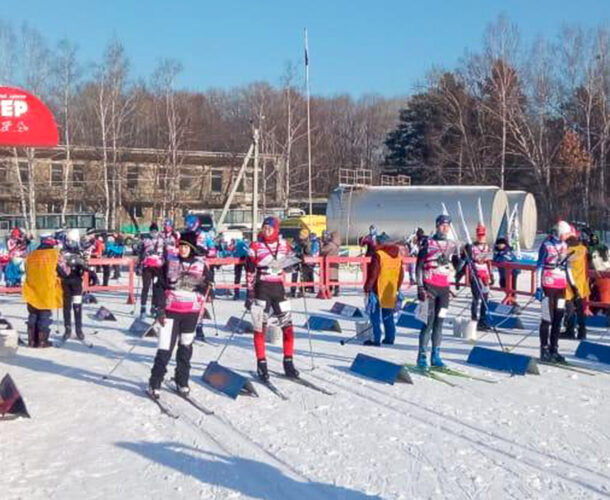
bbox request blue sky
[12,0,610,96]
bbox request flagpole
[305,28,313,216]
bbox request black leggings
[141,267,160,308]
[540,287,565,352]
[418,284,450,351]
[149,311,198,389]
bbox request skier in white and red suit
[245,216,299,382]
[148,231,212,399]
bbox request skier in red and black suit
[148,231,211,399]
[455,223,494,330]
[245,216,299,382]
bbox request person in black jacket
[57,229,88,341]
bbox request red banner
[0,86,58,147]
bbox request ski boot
[431,347,445,368]
[147,385,161,400]
[540,345,553,362]
[550,350,566,363]
[577,330,587,341]
[417,349,428,369]
[139,307,147,321]
[477,320,491,332]
[176,383,190,396]
[233,291,240,301]
[363,339,381,346]
[257,358,269,382]
[62,327,72,342]
[283,357,300,379]
[195,323,205,341]
[75,329,85,341]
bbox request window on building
[127,165,139,190]
[180,168,192,191]
[0,200,6,213]
[73,201,86,212]
[158,167,168,190]
[233,175,244,193]
[72,164,84,184]
[18,163,29,183]
[0,165,8,183]
[51,164,63,185]
[211,169,223,193]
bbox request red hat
[476,223,486,237]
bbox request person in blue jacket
[231,238,250,300]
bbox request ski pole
[209,286,220,337]
[101,324,152,380]
[131,272,141,316]
[216,307,249,363]
[340,322,373,345]
[299,262,316,370]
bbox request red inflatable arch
[0,86,58,147]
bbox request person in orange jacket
[362,233,404,346]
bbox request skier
[245,216,299,382]
[57,229,88,341]
[535,220,573,362]
[362,233,404,345]
[160,218,179,249]
[231,237,250,300]
[22,233,63,347]
[405,228,426,285]
[138,223,164,319]
[148,231,211,398]
[456,223,494,330]
[492,237,520,306]
[415,214,459,368]
[7,227,29,259]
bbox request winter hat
[554,220,571,238]
[185,214,200,232]
[436,214,451,226]
[149,222,159,232]
[67,229,80,242]
[262,216,280,243]
[179,231,199,253]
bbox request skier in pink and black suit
[415,214,459,369]
[535,220,575,363]
[148,231,211,399]
[245,216,299,382]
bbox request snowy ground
[2,265,610,500]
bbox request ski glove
[417,286,426,302]
[535,287,544,302]
[245,290,254,311]
[365,292,378,315]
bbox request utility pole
[305,28,313,216]
[251,127,260,239]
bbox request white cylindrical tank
[505,191,537,249]
[326,185,509,245]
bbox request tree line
[385,16,610,228]
[0,20,400,231]
[0,15,608,231]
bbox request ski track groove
[90,329,338,500]
[300,363,610,499]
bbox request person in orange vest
[22,233,63,347]
[563,228,589,340]
[362,233,404,346]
